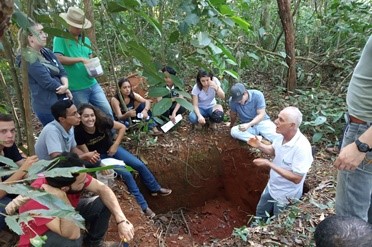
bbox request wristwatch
[355,139,372,153]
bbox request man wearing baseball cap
[53,6,113,119]
[229,82,280,143]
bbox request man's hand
[253,158,271,168]
[117,220,135,243]
[20,155,38,170]
[238,123,250,132]
[334,142,366,170]
[247,136,261,148]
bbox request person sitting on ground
[17,152,134,247]
[16,21,72,126]
[156,66,186,123]
[0,114,37,233]
[314,215,372,247]
[247,106,313,220]
[35,99,100,164]
[75,104,172,217]
[53,6,113,119]
[188,70,225,130]
[110,77,161,135]
[229,82,281,143]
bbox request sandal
[151,188,172,196]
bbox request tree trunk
[83,0,97,53]
[1,34,35,153]
[260,0,272,49]
[277,0,296,91]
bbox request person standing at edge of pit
[247,106,313,220]
[188,70,225,130]
[53,6,113,119]
[334,35,372,224]
[229,82,281,143]
[16,21,72,126]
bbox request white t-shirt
[191,77,221,109]
[267,130,313,204]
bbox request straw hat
[59,6,92,29]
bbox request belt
[349,115,366,124]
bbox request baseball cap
[230,83,246,102]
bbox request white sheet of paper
[101,158,126,167]
[161,114,183,133]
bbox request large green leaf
[152,99,173,115]
[219,5,234,16]
[230,16,251,34]
[176,90,192,100]
[191,32,211,48]
[175,98,193,112]
[312,132,323,143]
[148,86,170,97]
[106,2,129,12]
[184,13,200,25]
[138,12,162,37]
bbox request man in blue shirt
[229,83,280,143]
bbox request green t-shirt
[53,36,97,91]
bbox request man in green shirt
[53,6,113,119]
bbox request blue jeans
[35,112,55,126]
[256,186,285,220]
[72,83,113,119]
[0,196,12,230]
[101,146,161,211]
[231,119,281,142]
[188,107,214,124]
[335,122,372,224]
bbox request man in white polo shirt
[247,106,313,219]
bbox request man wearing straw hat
[53,6,113,119]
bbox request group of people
[0,4,370,247]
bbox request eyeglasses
[66,111,80,117]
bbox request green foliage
[232,225,249,242]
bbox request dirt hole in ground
[132,125,269,244]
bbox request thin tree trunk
[2,35,32,149]
[277,0,296,91]
[83,0,97,53]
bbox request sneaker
[151,188,172,196]
[144,207,156,218]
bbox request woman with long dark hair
[74,104,171,217]
[110,77,162,134]
[188,70,225,129]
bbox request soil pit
[129,124,269,245]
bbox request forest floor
[103,117,337,247]
[98,75,337,247]
[20,76,338,247]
